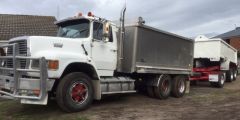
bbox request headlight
[31,59,59,70]
[31,60,39,69]
[48,60,59,70]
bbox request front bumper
[0,43,48,103]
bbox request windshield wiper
[60,29,70,37]
[70,29,89,38]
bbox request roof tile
[0,14,58,40]
[214,27,240,39]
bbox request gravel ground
[0,77,240,120]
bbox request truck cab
[0,13,121,111]
[55,13,118,76]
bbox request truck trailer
[0,7,193,112]
[191,35,238,88]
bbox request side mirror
[103,38,109,43]
[103,33,109,43]
[103,33,110,38]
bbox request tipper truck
[0,7,194,112]
[191,35,238,88]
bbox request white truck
[0,8,193,112]
[191,35,238,87]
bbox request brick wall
[229,37,240,51]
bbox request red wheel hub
[70,83,88,104]
[161,79,169,92]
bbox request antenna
[57,0,60,20]
[57,5,60,20]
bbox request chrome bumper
[0,43,48,101]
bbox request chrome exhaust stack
[117,5,126,72]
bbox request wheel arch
[51,62,101,100]
[60,62,99,80]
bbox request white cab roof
[195,35,223,41]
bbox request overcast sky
[0,0,240,38]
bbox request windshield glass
[57,19,90,38]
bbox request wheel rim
[70,82,88,104]
[231,72,234,80]
[220,75,225,85]
[161,79,170,93]
[234,71,237,78]
[178,79,185,93]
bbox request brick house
[0,14,58,45]
[214,27,240,51]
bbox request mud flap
[92,80,101,100]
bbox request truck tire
[56,72,94,112]
[233,69,237,81]
[171,75,187,98]
[153,75,172,99]
[210,73,225,88]
[147,86,155,98]
[226,69,234,82]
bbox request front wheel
[56,72,94,112]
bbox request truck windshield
[57,19,90,38]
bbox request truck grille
[6,40,28,69]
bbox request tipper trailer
[191,35,238,88]
[0,7,193,112]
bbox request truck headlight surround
[48,60,59,70]
[31,59,59,70]
[31,60,39,69]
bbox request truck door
[91,22,117,75]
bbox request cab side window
[93,22,103,40]
[109,26,113,42]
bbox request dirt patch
[0,77,240,120]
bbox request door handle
[110,49,117,52]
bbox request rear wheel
[153,75,172,99]
[56,72,93,112]
[147,86,155,98]
[171,75,187,98]
[210,73,225,88]
[233,69,237,81]
[226,69,234,82]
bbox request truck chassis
[190,65,225,88]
